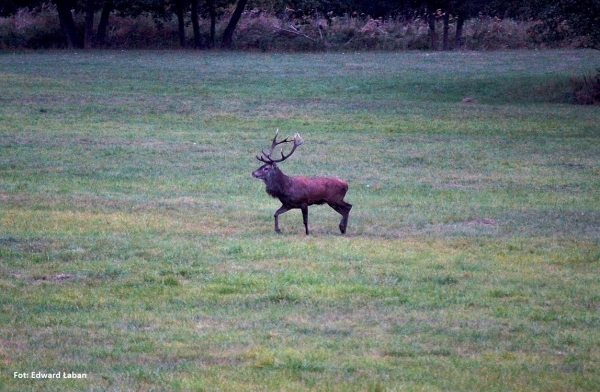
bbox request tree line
[1,0,598,49]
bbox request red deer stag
[252,130,352,235]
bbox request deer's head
[252,130,304,179]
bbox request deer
[252,130,352,235]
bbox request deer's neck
[264,167,290,198]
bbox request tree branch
[272,24,317,42]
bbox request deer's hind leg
[329,202,352,234]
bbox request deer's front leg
[273,205,291,233]
[301,204,309,235]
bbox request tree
[451,0,486,49]
[426,0,438,50]
[49,0,118,48]
[84,0,95,48]
[54,0,81,48]
[7,0,597,50]
[441,0,450,50]
[221,0,248,48]
[190,0,201,48]
[96,1,114,46]
[534,0,600,49]
[206,0,217,48]
[174,0,186,47]
[190,0,225,49]
[422,0,487,50]
[422,0,457,50]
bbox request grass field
[1,49,599,391]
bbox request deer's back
[284,175,348,206]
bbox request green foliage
[0,50,599,391]
[529,0,600,49]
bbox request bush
[571,69,600,105]
[0,4,185,49]
[464,17,535,50]
[105,14,182,49]
[229,12,544,52]
[0,5,578,51]
[0,4,64,49]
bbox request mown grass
[0,50,599,391]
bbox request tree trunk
[455,14,465,49]
[96,1,113,47]
[221,0,249,49]
[208,0,216,48]
[442,10,449,50]
[190,0,201,48]
[55,0,80,48]
[175,0,186,48]
[84,0,95,49]
[427,2,437,50]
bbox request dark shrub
[571,69,600,105]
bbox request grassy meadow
[1,49,599,391]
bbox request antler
[256,129,304,164]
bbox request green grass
[1,49,599,391]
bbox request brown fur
[252,163,351,235]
